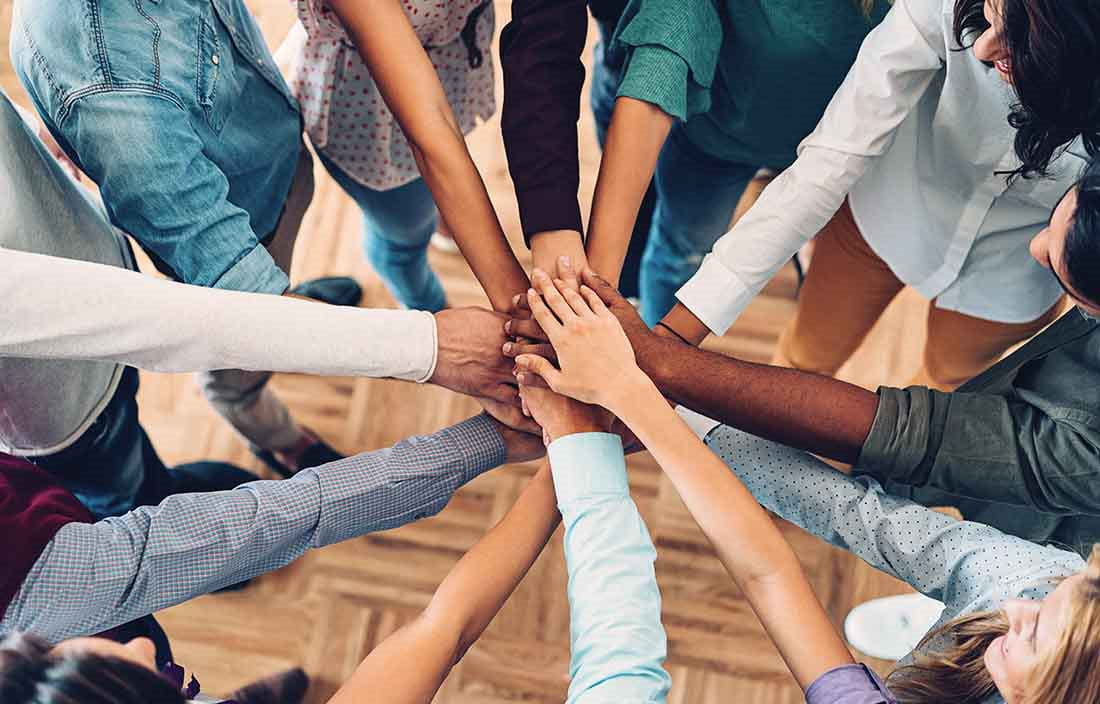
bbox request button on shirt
[677,0,1088,332]
[10,0,303,294]
[547,433,671,703]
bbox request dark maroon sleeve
[500,0,588,242]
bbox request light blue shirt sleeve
[548,433,671,704]
[693,420,1085,624]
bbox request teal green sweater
[612,0,890,168]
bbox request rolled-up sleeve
[858,385,1100,516]
[611,0,721,121]
[62,90,288,294]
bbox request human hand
[480,398,546,464]
[430,307,519,406]
[503,255,581,343]
[513,268,652,411]
[517,384,608,445]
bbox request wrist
[544,404,609,443]
[601,370,659,418]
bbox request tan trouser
[196,140,316,451]
[772,199,1063,391]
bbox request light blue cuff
[213,244,290,294]
[548,433,628,504]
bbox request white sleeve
[675,0,947,334]
[0,246,438,382]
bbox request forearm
[585,98,672,283]
[0,248,437,382]
[616,384,853,688]
[531,230,587,281]
[424,463,560,657]
[638,332,876,464]
[329,0,528,309]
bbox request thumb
[515,354,563,391]
[580,268,621,306]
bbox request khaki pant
[196,140,316,451]
[772,199,1063,391]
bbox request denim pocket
[196,5,233,133]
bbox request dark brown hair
[0,633,184,704]
[952,0,1100,179]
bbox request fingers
[524,285,566,342]
[502,341,556,360]
[515,371,550,389]
[580,268,622,306]
[579,285,611,317]
[559,285,597,319]
[505,317,549,342]
[514,354,563,391]
[531,269,578,324]
[556,255,579,291]
[509,292,533,318]
[484,381,522,407]
[479,396,541,435]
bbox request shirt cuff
[855,386,932,482]
[675,406,721,441]
[516,183,584,245]
[213,244,290,295]
[674,254,753,335]
[805,663,893,704]
[548,433,628,504]
[416,311,438,383]
[617,46,701,122]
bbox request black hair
[1065,158,1100,307]
[953,0,1100,179]
[0,633,185,704]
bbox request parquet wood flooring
[2,2,932,701]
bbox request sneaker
[251,428,343,478]
[288,276,362,307]
[843,592,944,660]
[430,232,461,254]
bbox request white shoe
[844,592,944,660]
[429,232,461,254]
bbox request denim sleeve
[60,90,288,293]
[548,433,670,704]
[859,386,1100,515]
[692,420,1084,619]
[2,416,505,642]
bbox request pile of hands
[431,256,674,462]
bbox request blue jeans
[639,126,759,325]
[320,154,446,312]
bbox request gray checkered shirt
[0,415,504,642]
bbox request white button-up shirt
[676,0,1088,332]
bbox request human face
[973,0,1013,82]
[52,636,158,672]
[1029,187,1100,318]
[984,574,1084,701]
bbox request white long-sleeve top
[0,90,435,456]
[676,0,1087,332]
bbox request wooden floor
[2,2,935,701]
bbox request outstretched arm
[506,266,877,464]
[514,272,854,690]
[328,463,560,704]
[326,0,528,310]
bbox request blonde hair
[888,545,1100,704]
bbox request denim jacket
[10,0,302,293]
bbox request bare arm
[506,266,877,463]
[585,97,673,284]
[326,0,528,310]
[327,464,559,704]
[513,271,855,689]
